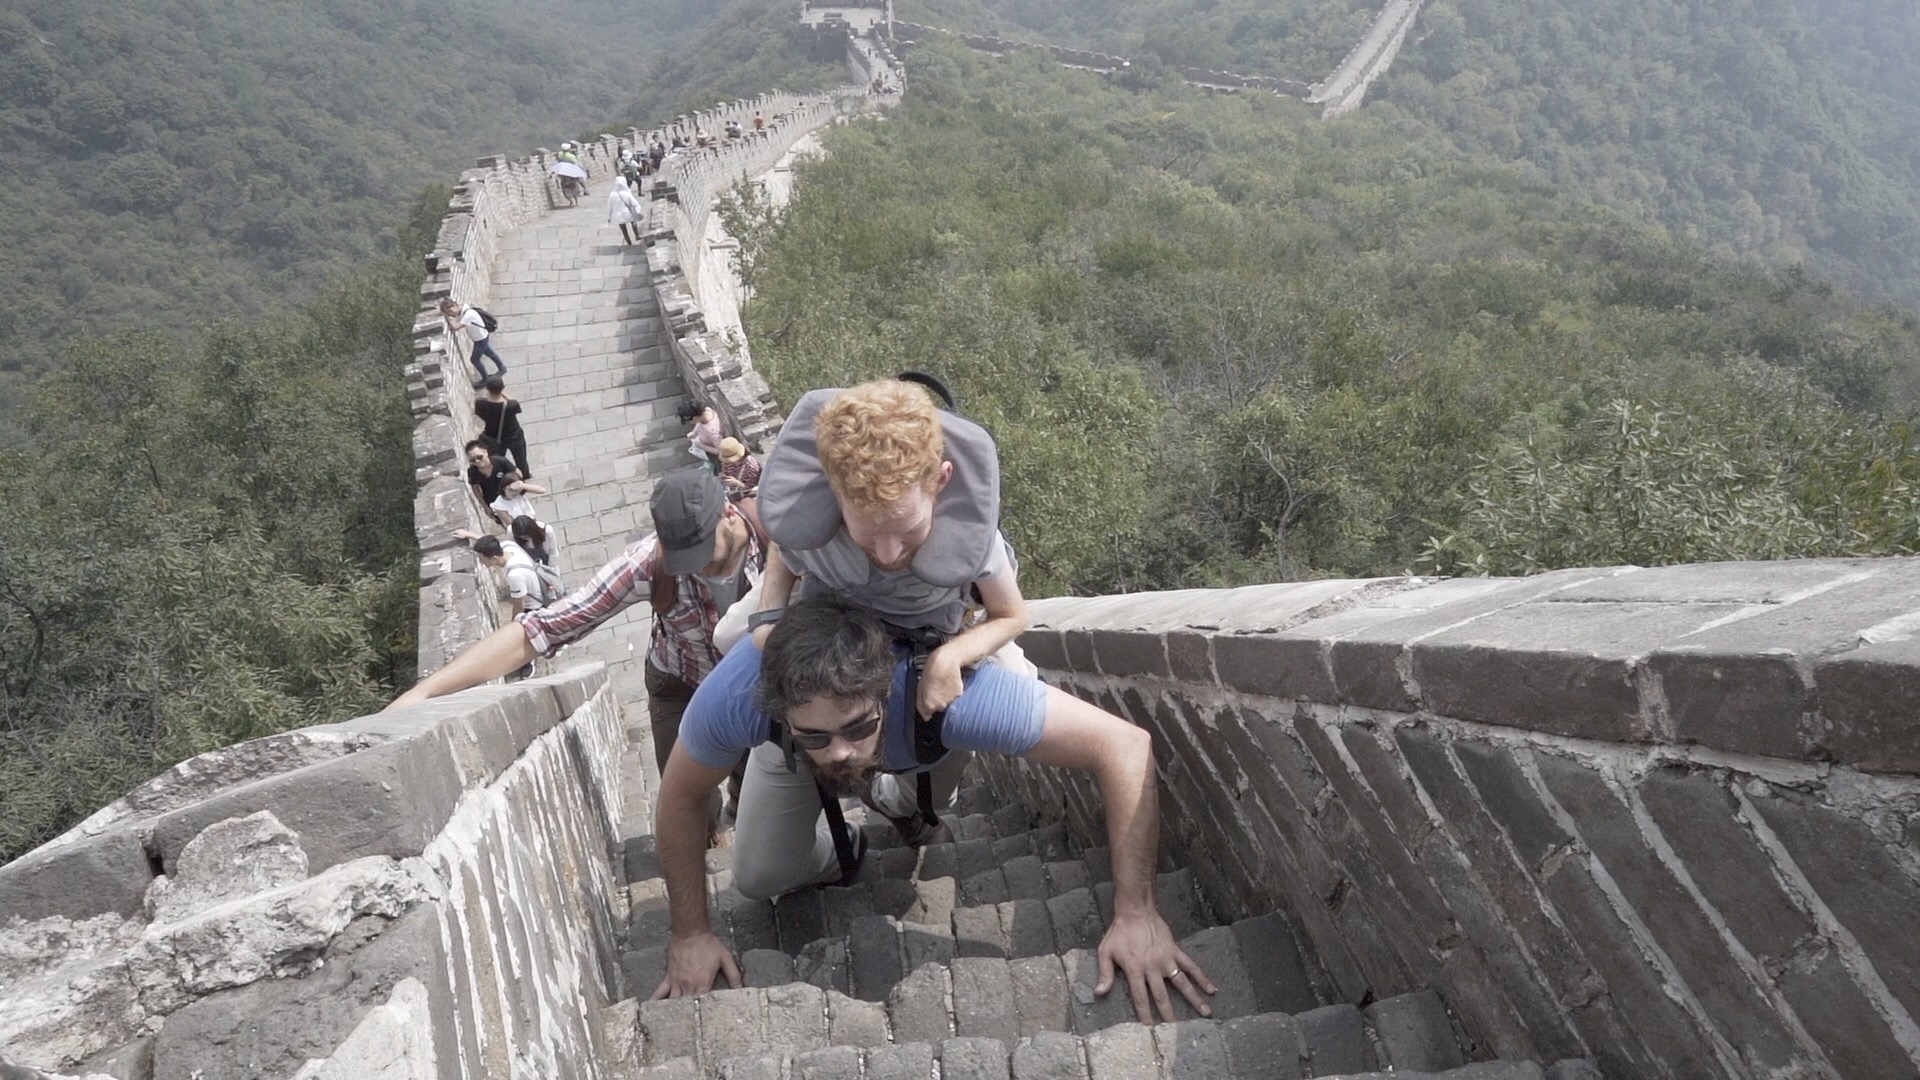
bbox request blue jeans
[468,337,506,379]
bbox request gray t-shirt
[784,531,1012,633]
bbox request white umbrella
[549,162,589,180]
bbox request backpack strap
[818,784,862,885]
[646,543,679,613]
[887,623,953,828]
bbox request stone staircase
[602,772,1599,1080]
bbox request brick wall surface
[994,562,1920,1079]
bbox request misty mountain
[0,0,722,391]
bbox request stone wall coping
[1024,559,1920,774]
[0,666,608,926]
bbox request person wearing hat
[678,399,725,475]
[386,469,763,814]
[647,378,1218,1024]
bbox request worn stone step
[876,928,1292,1049]
[623,816,1087,932]
[634,983,891,1071]
[1366,987,1465,1072]
[855,868,1201,992]
[621,868,1208,1004]
[626,993,1538,1078]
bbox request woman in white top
[608,177,646,245]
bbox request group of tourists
[433,296,564,621]
[389,376,1219,1025]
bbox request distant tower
[884,0,894,40]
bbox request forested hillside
[0,0,724,419]
[1376,0,1920,307]
[894,0,1367,81]
[0,0,842,862]
[896,0,1920,307]
[614,1,852,131]
[743,41,1920,597]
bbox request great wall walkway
[5,6,1920,1080]
[400,90,1594,1079]
[475,194,685,848]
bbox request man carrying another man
[389,378,1212,1024]
[652,378,1216,1024]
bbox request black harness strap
[818,783,861,885]
[899,635,950,830]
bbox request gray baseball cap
[652,469,727,575]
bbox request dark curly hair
[754,595,894,720]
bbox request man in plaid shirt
[390,470,763,801]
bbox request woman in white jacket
[608,177,646,245]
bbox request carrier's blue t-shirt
[677,640,1049,773]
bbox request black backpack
[473,306,500,333]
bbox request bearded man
[652,380,1216,1025]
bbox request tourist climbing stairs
[602,767,1598,1080]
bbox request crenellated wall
[984,561,1920,1079]
[641,91,858,457]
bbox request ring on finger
[1167,969,1183,980]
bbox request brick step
[622,983,1498,1078]
[622,807,1074,890]
[623,865,1219,1003]
[623,816,1155,947]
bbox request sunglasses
[787,711,882,750]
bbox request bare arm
[917,562,1029,716]
[1024,688,1215,1022]
[386,622,537,709]
[652,741,741,998]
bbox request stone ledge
[0,669,606,928]
[1025,559,1920,769]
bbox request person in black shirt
[465,439,523,524]
[474,376,531,478]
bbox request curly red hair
[815,380,945,512]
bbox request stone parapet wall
[0,667,630,1080]
[987,560,1920,1079]
[641,92,847,456]
[631,17,908,454]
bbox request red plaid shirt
[517,530,764,686]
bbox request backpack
[473,306,500,333]
[530,560,567,606]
